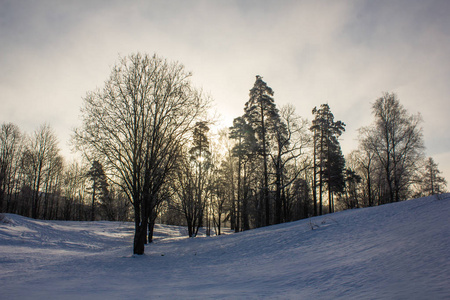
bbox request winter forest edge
[0,53,447,255]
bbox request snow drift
[1,194,449,299]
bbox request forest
[0,53,447,255]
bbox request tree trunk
[0,176,4,213]
[230,197,236,231]
[91,182,96,221]
[133,205,146,255]
[237,151,242,231]
[32,158,46,219]
[148,208,157,243]
[242,163,250,231]
[275,165,282,224]
[260,105,270,226]
[319,132,323,216]
[312,127,317,216]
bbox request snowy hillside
[1,195,449,299]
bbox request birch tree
[360,93,424,203]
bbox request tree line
[0,123,130,222]
[1,53,447,255]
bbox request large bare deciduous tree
[271,105,310,223]
[74,53,209,254]
[360,92,424,203]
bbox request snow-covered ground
[1,195,449,299]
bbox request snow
[1,195,449,299]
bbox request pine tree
[271,117,289,224]
[326,138,346,212]
[189,121,211,235]
[244,75,280,226]
[420,157,447,196]
[310,104,345,214]
[86,160,109,221]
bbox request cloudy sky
[1,0,450,180]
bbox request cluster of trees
[74,53,210,254]
[224,76,312,229]
[0,123,130,221]
[346,93,447,208]
[2,52,447,255]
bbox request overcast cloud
[1,0,449,180]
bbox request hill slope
[1,195,449,299]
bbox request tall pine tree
[310,104,345,214]
[244,76,281,226]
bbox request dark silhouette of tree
[326,140,346,212]
[211,146,233,235]
[62,161,88,221]
[351,143,377,207]
[418,157,447,196]
[86,160,109,221]
[173,152,199,237]
[310,104,345,215]
[0,123,22,213]
[271,112,289,224]
[171,122,213,238]
[271,105,309,223]
[342,168,362,209]
[288,177,311,220]
[360,93,424,203]
[189,121,212,236]
[74,53,208,254]
[229,116,257,231]
[25,124,60,219]
[41,154,63,220]
[244,75,280,226]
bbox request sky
[1,0,450,181]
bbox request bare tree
[22,124,60,219]
[41,154,63,220]
[62,161,85,220]
[171,122,215,237]
[172,151,202,237]
[271,105,309,223]
[74,53,209,254]
[350,143,377,207]
[0,123,22,213]
[360,93,424,203]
